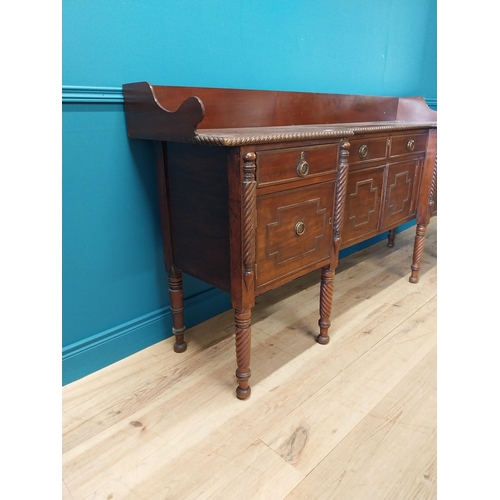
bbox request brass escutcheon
[358,144,368,158]
[407,139,415,151]
[294,221,306,236]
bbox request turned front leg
[317,266,334,345]
[387,228,396,248]
[168,271,187,353]
[235,308,252,400]
[410,224,427,284]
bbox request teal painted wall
[62,0,437,384]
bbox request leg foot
[316,333,330,345]
[173,332,187,353]
[387,228,396,248]
[235,308,252,400]
[169,271,187,352]
[236,381,251,400]
[317,266,334,345]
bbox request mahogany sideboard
[122,82,437,399]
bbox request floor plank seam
[345,292,436,364]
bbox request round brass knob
[407,139,415,151]
[296,160,309,177]
[358,144,368,159]
[294,221,306,236]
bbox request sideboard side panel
[167,143,232,293]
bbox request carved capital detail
[242,152,257,291]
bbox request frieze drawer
[256,145,338,187]
[389,132,428,157]
[349,137,388,165]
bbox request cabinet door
[255,182,334,294]
[342,165,385,246]
[380,159,420,230]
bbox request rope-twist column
[332,140,350,254]
[242,152,257,292]
[409,224,426,284]
[429,156,437,213]
[233,151,256,400]
[317,266,334,344]
[410,156,436,284]
[235,308,252,400]
[317,140,349,345]
[169,271,187,353]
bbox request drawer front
[255,182,334,291]
[389,132,428,157]
[380,159,420,229]
[256,145,338,187]
[342,165,385,245]
[349,137,388,165]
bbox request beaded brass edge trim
[194,123,436,146]
[350,123,437,134]
[194,129,353,146]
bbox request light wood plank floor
[62,218,437,500]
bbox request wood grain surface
[63,218,437,500]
